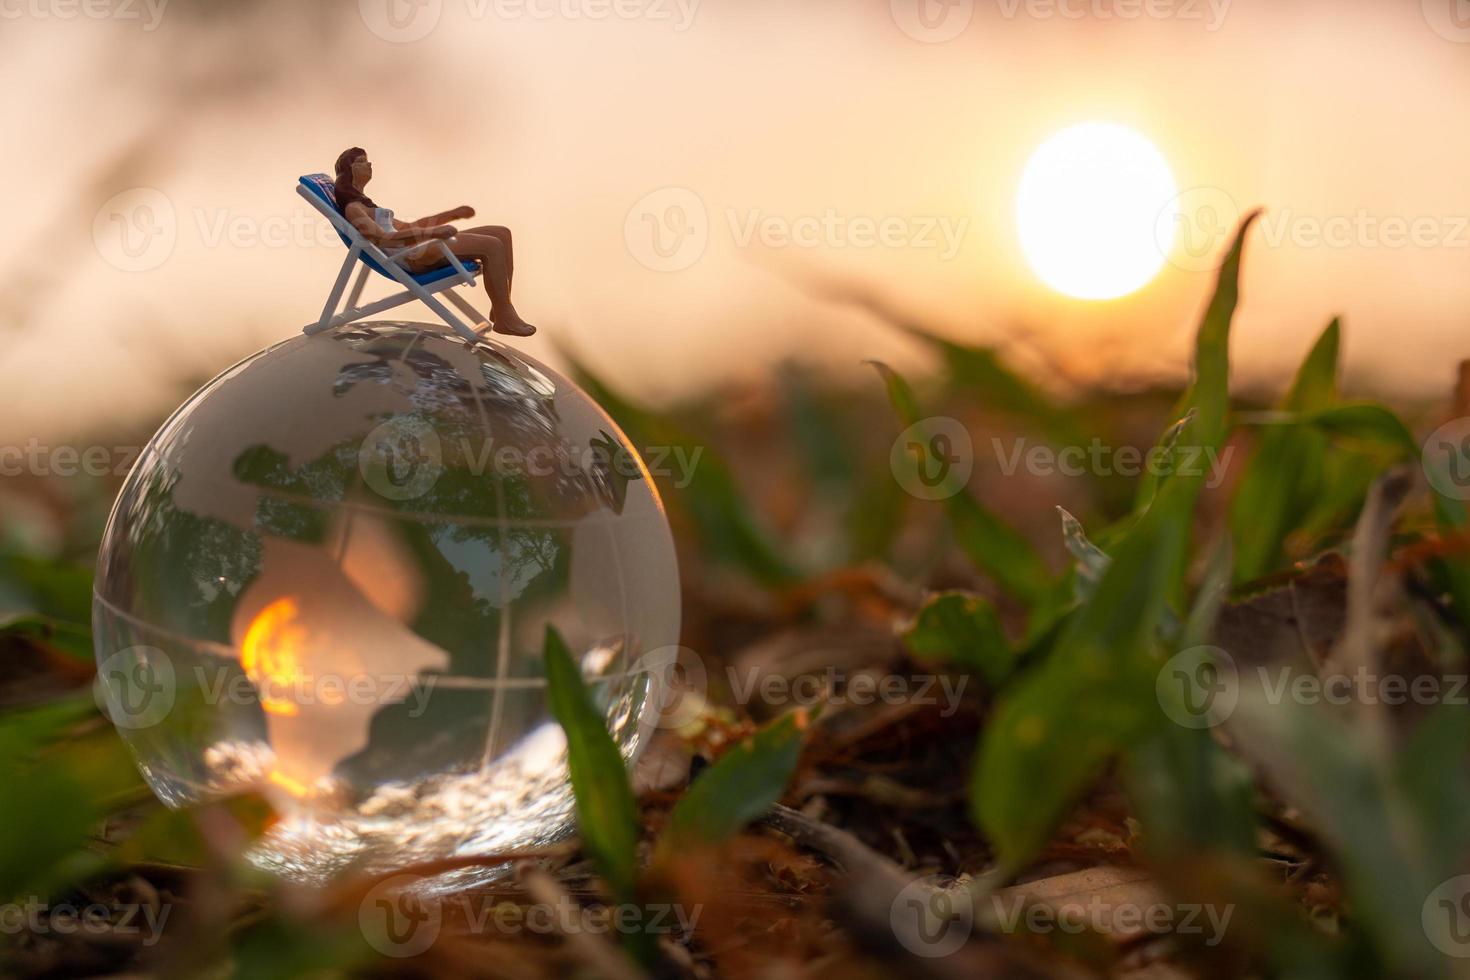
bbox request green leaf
[868,359,923,428]
[560,346,799,587]
[896,325,1082,445]
[1134,210,1260,511]
[1425,443,1470,630]
[902,591,1013,687]
[542,625,640,900]
[974,213,1257,868]
[0,612,94,660]
[1230,693,1453,975]
[0,553,94,624]
[662,712,806,852]
[0,698,120,901]
[1185,212,1260,450]
[1303,402,1418,456]
[1124,725,1256,861]
[870,361,1050,604]
[1056,506,1109,602]
[1230,320,1340,582]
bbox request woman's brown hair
[332,147,376,211]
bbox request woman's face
[351,155,372,185]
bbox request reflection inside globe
[92,322,680,887]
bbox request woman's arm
[403,205,475,229]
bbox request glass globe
[92,322,680,886]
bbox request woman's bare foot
[491,306,537,337]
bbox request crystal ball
[92,322,680,885]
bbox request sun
[1016,122,1178,301]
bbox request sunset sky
[4,0,1470,442]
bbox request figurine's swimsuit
[370,206,445,267]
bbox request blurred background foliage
[2,218,1470,977]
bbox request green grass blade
[1230,319,1339,582]
[869,361,1050,604]
[542,625,640,901]
[560,346,800,586]
[661,712,806,852]
[901,591,1013,687]
[973,214,1257,868]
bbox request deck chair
[297,173,488,342]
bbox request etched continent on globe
[92,322,680,885]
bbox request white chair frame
[296,183,490,343]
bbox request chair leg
[445,290,490,332]
[416,288,482,343]
[313,247,360,332]
[344,264,371,313]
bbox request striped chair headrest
[299,173,339,211]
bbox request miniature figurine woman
[333,147,535,337]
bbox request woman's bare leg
[461,225,513,288]
[442,233,533,336]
